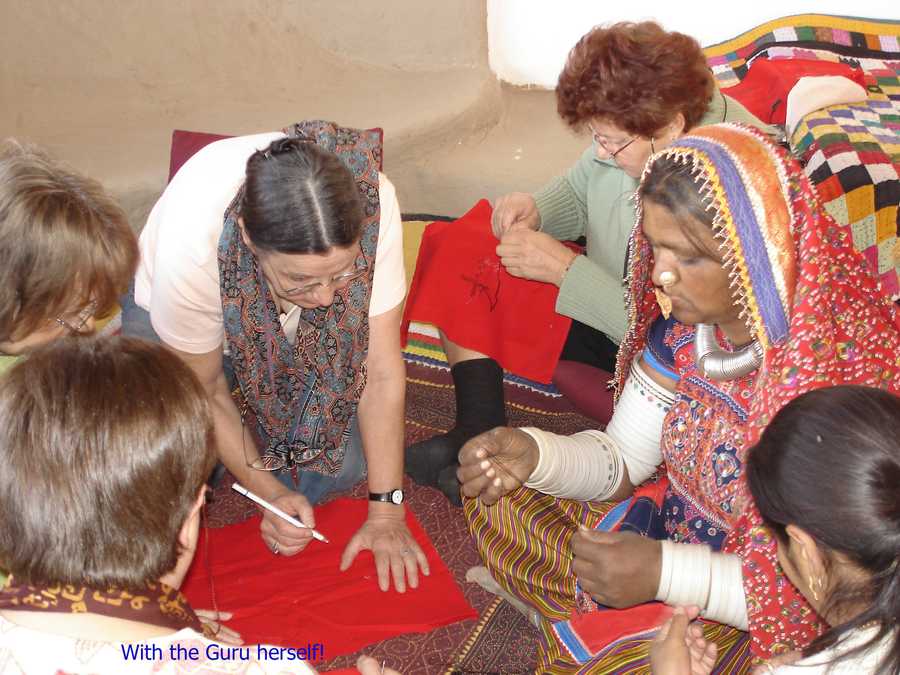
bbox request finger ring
[401,548,411,555]
[271,541,280,555]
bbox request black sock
[405,357,507,486]
[443,357,507,448]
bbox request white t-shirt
[134,132,406,355]
[0,615,317,674]
[774,626,893,673]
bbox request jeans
[119,283,366,505]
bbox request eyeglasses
[241,418,318,472]
[54,299,97,335]
[280,266,368,298]
[588,126,636,159]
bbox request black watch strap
[368,489,404,505]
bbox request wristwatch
[369,489,405,505]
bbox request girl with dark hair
[122,121,426,594]
[652,385,900,674]
[402,21,774,505]
[457,124,900,672]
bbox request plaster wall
[0,0,496,223]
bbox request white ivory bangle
[521,427,625,501]
[656,540,712,610]
[656,541,749,630]
[705,552,749,630]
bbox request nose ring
[659,271,678,287]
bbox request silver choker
[694,323,763,381]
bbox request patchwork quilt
[705,14,900,297]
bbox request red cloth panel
[402,199,573,383]
[723,58,866,125]
[182,498,477,662]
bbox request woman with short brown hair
[0,336,398,674]
[0,141,138,363]
[555,21,715,136]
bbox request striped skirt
[463,486,753,673]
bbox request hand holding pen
[231,483,328,555]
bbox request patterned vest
[218,120,383,476]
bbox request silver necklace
[694,323,763,381]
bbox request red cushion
[168,129,232,182]
[551,360,615,426]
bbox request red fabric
[563,603,671,658]
[181,499,477,662]
[168,130,233,182]
[723,58,866,124]
[401,199,573,383]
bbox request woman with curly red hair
[403,22,774,503]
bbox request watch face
[390,489,404,505]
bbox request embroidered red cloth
[401,199,573,383]
[181,499,477,661]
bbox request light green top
[533,92,775,343]
[0,355,21,376]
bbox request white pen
[231,482,330,543]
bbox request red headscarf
[617,123,900,658]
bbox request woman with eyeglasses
[122,121,427,594]
[0,140,138,373]
[403,21,775,504]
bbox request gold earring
[808,575,820,602]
